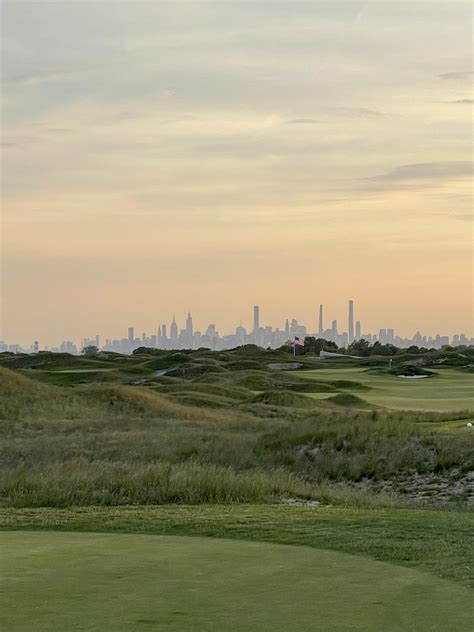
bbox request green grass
[298,367,474,411]
[1,530,472,632]
[1,505,473,586]
[1,366,473,507]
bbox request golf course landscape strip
[1,531,472,632]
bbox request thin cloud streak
[438,71,473,80]
[3,69,84,86]
[331,107,384,118]
[368,162,473,182]
[285,118,320,124]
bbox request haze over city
[3,300,472,355]
[1,2,473,347]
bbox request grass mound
[390,365,435,377]
[223,359,264,371]
[155,382,249,400]
[276,381,338,393]
[81,385,204,419]
[23,369,123,387]
[328,393,369,407]
[251,390,316,409]
[0,368,92,420]
[329,379,370,391]
[166,362,227,379]
[194,370,277,390]
[166,392,234,408]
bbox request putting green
[1,532,472,631]
[299,368,474,411]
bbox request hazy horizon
[2,1,473,347]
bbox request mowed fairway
[299,368,474,411]
[1,532,472,632]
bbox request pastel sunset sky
[1,1,472,345]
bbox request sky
[1,1,473,346]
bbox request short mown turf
[299,367,474,411]
[1,505,472,586]
[1,531,472,632]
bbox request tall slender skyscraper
[348,300,354,343]
[355,321,361,341]
[253,305,260,332]
[128,327,134,343]
[170,315,178,345]
[186,312,193,336]
[318,304,323,336]
[186,312,193,348]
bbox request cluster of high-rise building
[1,300,473,355]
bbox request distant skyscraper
[285,319,290,339]
[186,312,193,336]
[348,300,354,343]
[170,315,178,344]
[128,327,134,343]
[355,321,361,340]
[206,324,216,337]
[318,304,323,336]
[236,324,246,345]
[185,313,193,348]
[253,305,260,332]
[331,320,338,340]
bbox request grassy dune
[1,349,473,508]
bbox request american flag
[294,336,305,346]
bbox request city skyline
[2,300,473,354]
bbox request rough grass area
[1,505,472,587]
[1,530,472,632]
[250,389,317,408]
[1,351,473,508]
[0,461,315,507]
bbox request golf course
[298,367,474,411]
[0,345,472,629]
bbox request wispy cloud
[369,161,472,181]
[331,107,383,118]
[3,69,82,86]
[438,71,473,81]
[285,118,319,125]
[445,99,474,104]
